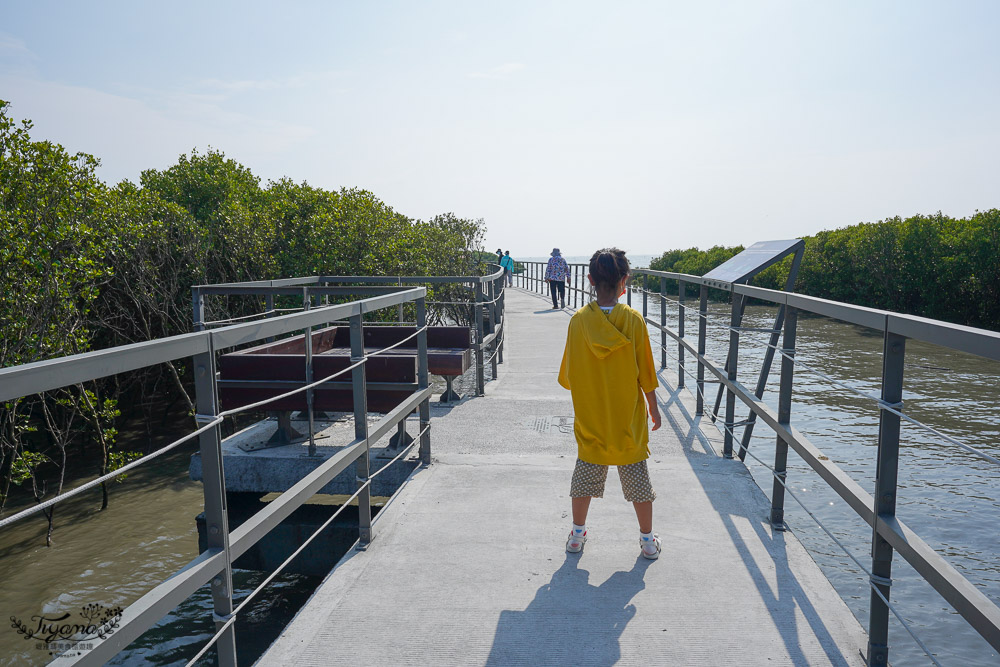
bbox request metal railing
[517,262,1000,666]
[516,260,592,310]
[194,266,507,397]
[0,286,440,666]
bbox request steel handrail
[20,267,509,665]
[655,338,944,666]
[517,260,1000,661]
[632,281,1000,661]
[0,286,444,666]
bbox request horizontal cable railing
[514,261,1000,665]
[196,267,507,398]
[629,267,1000,666]
[0,267,506,666]
[630,283,1000,468]
[654,333,945,665]
[2,288,431,666]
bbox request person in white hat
[544,248,570,309]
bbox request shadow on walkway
[486,556,651,666]
[657,374,855,666]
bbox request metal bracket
[194,413,217,425]
[877,400,903,412]
[212,611,234,624]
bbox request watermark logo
[10,603,123,657]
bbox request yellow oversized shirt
[558,302,659,465]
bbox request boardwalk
[259,287,866,666]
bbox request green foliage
[0,99,109,366]
[0,101,488,517]
[141,149,275,284]
[648,211,1000,329]
[108,450,142,483]
[10,450,49,486]
[646,245,743,296]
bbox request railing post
[642,274,648,319]
[677,279,685,387]
[350,312,373,548]
[193,345,237,667]
[723,294,741,458]
[770,306,797,530]
[303,287,317,457]
[867,330,906,666]
[659,277,667,369]
[475,282,486,396]
[489,276,499,380]
[626,278,632,306]
[566,264,577,310]
[265,290,276,342]
[192,287,205,332]
[696,285,708,415]
[497,277,505,364]
[398,277,404,322]
[487,278,496,334]
[416,295,431,464]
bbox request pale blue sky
[2,1,998,257]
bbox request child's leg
[632,501,652,534]
[569,459,608,523]
[618,460,656,532]
[573,496,592,525]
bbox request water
[638,289,1000,665]
[1,294,996,664]
[0,372,473,666]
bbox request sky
[1,1,998,258]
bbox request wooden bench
[218,325,473,447]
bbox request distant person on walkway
[558,248,662,559]
[544,248,570,309]
[500,250,515,287]
[496,248,504,265]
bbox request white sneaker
[640,534,661,560]
[566,529,587,553]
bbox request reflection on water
[643,290,1000,665]
[108,569,320,666]
[0,444,208,666]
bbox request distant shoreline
[517,254,655,268]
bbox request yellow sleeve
[558,321,572,390]
[635,316,658,393]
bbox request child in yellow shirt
[557,248,663,559]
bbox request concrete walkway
[258,288,866,666]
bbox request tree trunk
[166,361,196,427]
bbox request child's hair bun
[589,248,630,294]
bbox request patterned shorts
[569,458,656,503]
